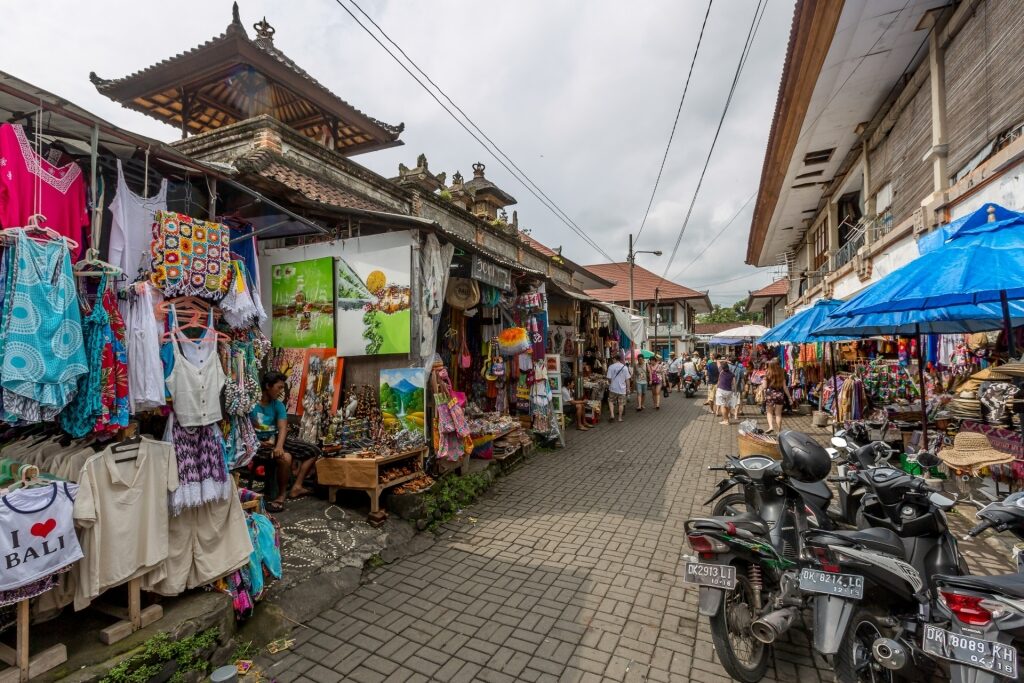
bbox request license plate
[799,567,864,600]
[923,625,1018,679]
[683,562,736,589]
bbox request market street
[262,396,1009,683]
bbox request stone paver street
[266,390,1011,682]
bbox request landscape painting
[271,257,335,348]
[336,245,411,356]
[379,368,426,436]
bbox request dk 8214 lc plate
[683,562,737,589]
[799,567,864,600]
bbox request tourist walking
[715,360,738,425]
[667,353,683,392]
[635,356,648,411]
[606,352,632,423]
[762,359,792,434]
[729,356,746,421]
[704,354,720,413]
[649,356,665,409]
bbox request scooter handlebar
[966,519,996,538]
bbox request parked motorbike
[929,493,1024,683]
[684,431,833,682]
[828,429,896,528]
[683,375,698,398]
[803,456,965,683]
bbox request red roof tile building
[584,263,711,356]
[745,279,790,327]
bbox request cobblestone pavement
[267,391,1013,683]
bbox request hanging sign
[471,255,511,291]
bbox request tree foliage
[697,299,763,324]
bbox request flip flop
[266,500,285,513]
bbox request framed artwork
[546,354,565,436]
[271,257,335,348]
[297,350,345,443]
[268,348,308,415]
[336,245,412,356]
[379,368,426,436]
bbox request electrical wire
[334,0,617,263]
[660,0,767,280]
[669,191,755,280]
[633,0,713,246]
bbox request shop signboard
[471,255,511,291]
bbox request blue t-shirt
[706,362,719,384]
[251,400,287,441]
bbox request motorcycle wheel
[712,493,748,517]
[709,568,770,683]
[834,606,894,683]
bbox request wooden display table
[316,447,426,525]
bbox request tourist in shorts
[606,352,632,423]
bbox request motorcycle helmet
[778,430,831,483]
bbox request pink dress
[0,123,89,260]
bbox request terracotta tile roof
[695,322,743,335]
[583,262,706,302]
[750,278,789,297]
[519,233,556,257]
[235,149,390,212]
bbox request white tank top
[165,306,225,427]
[0,482,84,591]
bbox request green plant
[424,472,491,531]
[438,189,453,202]
[232,639,260,662]
[100,628,219,683]
[367,553,385,568]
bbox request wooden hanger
[111,436,143,462]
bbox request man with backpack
[606,352,632,423]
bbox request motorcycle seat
[935,572,1024,600]
[808,527,907,560]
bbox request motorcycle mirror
[834,429,847,438]
[830,437,848,449]
[826,448,839,460]
[928,491,957,509]
[916,451,942,468]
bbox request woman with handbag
[649,357,665,410]
[635,356,648,411]
[762,359,792,434]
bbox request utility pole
[654,286,660,359]
[627,233,662,366]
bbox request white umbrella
[716,324,770,340]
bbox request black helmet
[778,430,831,483]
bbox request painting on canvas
[271,257,335,348]
[379,368,426,436]
[336,245,411,356]
[267,347,308,415]
[296,350,344,444]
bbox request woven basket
[737,431,780,459]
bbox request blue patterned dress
[0,232,87,422]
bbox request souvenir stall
[0,114,285,681]
[256,232,431,525]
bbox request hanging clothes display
[108,159,168,282]
[164,305,226,428]
[0,124,89,260]
[0,232,88,423]
[124,282,167,413]
[150,211,233,301]
[167,416,231,515]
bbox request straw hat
[939,432,1015,470]
[445,277,480,309]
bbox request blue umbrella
[812,301,1024,337]
[760,299,853,343]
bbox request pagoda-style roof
[463,163,516,207]
[89,3,403,156]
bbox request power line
[334,0,617,263]
[669,192,755,280]
[633,0,713,246]
[692,269,771,288]
[660,0,767,280]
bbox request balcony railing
[650,322,688,338]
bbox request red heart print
[30,519,56,538]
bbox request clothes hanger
[111,435,142,462]
[161,309,230,343]
[74,248,123,278]
[0,214,80,250]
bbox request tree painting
[379,368,426,436]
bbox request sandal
[266,500,285,513]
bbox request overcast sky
[0,0,793,305]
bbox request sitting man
[251,372,320,512]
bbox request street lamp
[628,233,661,370]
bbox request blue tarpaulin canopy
[917,203,1021,255]
[811,302,1024,337]
[832,203,1024,316]
[760,299,852,343]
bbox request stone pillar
[827,203,839,271]
[863,141,876,246]
[927,27,949,195]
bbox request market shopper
[635,356,649,411]
[667,353,683,392]
[729,356,747,421]
[704,354,720,412]
[649,356,665,409]
[251,372,319,512]
[606,352,632,423]
[762,359,792,434]
[715,360,738,425]
[562,380,589,430]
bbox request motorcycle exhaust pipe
[750,607,799,644]
[872,638,909,672]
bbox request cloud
[0,0,793,304]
